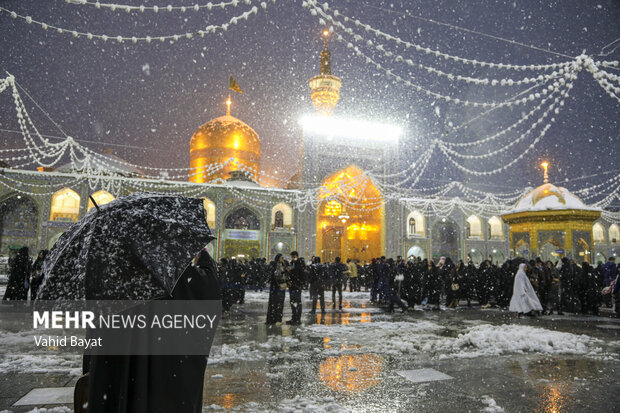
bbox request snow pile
[0,353,81,375]
[301,321,605,360]
[0,408,74,413]
[202,396,349,412]
[481,396,505,412]
[208,342,268,364]
[430,324,603,359]
[509,183,599,213]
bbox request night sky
[0,1,618,201]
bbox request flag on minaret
[229,75,244,94]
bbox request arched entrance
[468,248,484,265]
[406,245,426,260]
[539,241,562,263]
[223,206,262,259]
[316,165,383,263]
[0,196,39,256]
[489,248,505,265]
[431,219,459,261]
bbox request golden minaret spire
[226,92,232,116]
[309,29,342,116]
[541,162,549,184]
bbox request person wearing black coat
[287,251,305,325]
[477,260,494,308]
[3,246,31,302]
[442,258,458,308]
[423,260,441,310]
[266,254,288,325]
[228,259,245,305]
[580,262,601,315]
[386,258,408,312]
[497,261,514,308]
[560,257,581,314]
[218,258,234,312]
[30,249,48,301]
[533,258,551,314]
[460,260,475,307]
[308,256,327,314]
[83,248,221,413]
[330,257,347,310]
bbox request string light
[313,3,569,87]
[65,0,255,13]
[0,69,617,218]
[0,2,272,43]
[303,0,573,71]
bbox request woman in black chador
[3,246,31,302]
[580,262,601,315]
[266,254,288,325]
[83,249,221,413]
[30,249,48,301]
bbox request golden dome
[189,115,261,183]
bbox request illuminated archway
[488,216,504,240]
[466,215,483,239]
[593,222,605,243]
[317,165,383,263]
[88,190,115,211]
[202,198,216,229]
[609,224,619,244]
[271,202,293,229]
[50,188,80,222]
[406,210,425,237]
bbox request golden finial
[323,29,329,50]
[541,161,549,184]
[226,92,232,116]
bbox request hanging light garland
[0,1,274,43]
[65,0,256,13]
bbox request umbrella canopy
[37,193,214,301]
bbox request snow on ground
[0,353,81,375]
[0,408,72,413]
[207,319,608,367]
[481,396,505,412]
[0,327,82,375]
[432,324,604,359]
[202,396,349,412]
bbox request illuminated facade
[1,38,618,264]
[316,165,384,263]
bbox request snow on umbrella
[36,193,214,301]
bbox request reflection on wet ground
[202,291,620,412]
[506,357,605,413]
[318,354,384,393]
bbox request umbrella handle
[89,196,100,212]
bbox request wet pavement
[1,290,619,412]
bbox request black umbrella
[37,193,214,301]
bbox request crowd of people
[215,253,620,324]
[3,247,619,322]
[2,247,48,302]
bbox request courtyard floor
[1,289,619,412]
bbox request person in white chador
[509,263,543,315]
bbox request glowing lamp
[300,115,402,144]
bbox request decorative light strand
[0,2,272,43]
[303,0,573,71]
[65,0,254,13]
[313,3,570,88]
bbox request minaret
[309,30,342,116]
